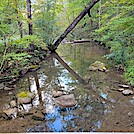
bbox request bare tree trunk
[98,0,101,29]
[26,0,33,35]
[14,0,23,38]
[17,20,23,38]
[48,0,100,51]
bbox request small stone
[118,88,125,92]
[32,111,45,121]
[122,90,133,96]
[118,84,130,88]
[128,112,132,117]
[10,100,17,108]
[8,92,13,95]
[52,90,63,98]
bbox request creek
[0,43,134,132]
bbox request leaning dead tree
[48,0,100,51]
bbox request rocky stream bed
[0,43,134,132]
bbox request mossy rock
[17,91,35,104]
[89,61,107,72]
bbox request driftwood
[48,0,100,51]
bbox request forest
[0,0,133,85]
[0,0,134,132]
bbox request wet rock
[17,91,35,104]
[52,90,63,98]
[32,111,45,121]
[18,96,32,104]
[89,61,107,72]
[3,108,17,119]
[55,94,77,108]
[10,100,17,108]
[118,84,130,88]
[122,90,133,96]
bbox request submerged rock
[52,90,63,98]
[55,94,77,108]
[122,90,133,96]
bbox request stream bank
[0,43,133,132]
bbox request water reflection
[14,43,116,132]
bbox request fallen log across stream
[48,0,100,51]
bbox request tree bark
[48,0,100,51]
[26,0,33,35]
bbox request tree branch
[48,0,100,51]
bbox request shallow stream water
[0,43,134,132]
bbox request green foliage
[124,65,134,86]
[95,0,134,85]
[33,0,64,46]
[11,35,46,49]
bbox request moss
[18,91,30,98]
[29,65,39,69]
